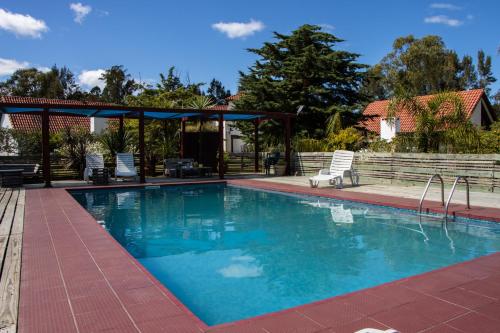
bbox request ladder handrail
[419,174,445,214]
[445,176,471,220]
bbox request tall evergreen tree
[477,50,496,95]
[157,67,183,92]
[235,24,367,141]
[100,65,137,104]
[207,79,231,105]
[459,55,478,90]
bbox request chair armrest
[319,169,330,175]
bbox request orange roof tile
[226,93,243,101]
[8,114,90,133]
[359,89,486,134]
[0,96,116,108]
[209,104,229,111]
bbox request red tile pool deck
[19,180,500,333]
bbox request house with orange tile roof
[0,96,111,155]
[0,96,110,135]
[359,89,497,141]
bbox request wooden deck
[0,188,25,333]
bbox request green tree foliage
[377,35,464,96]
[478,121,500,153]
[477,50,496,95]
[124,69,211,174]
[0,66,82,99]
[235,24,367,144]
[459,55,478,90]
[207,79,231,105]
[363,35,497,99]
[325,127,364,151]
[100,65,138,104]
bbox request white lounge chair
[84,153,104,183]
[309,150,358,188]
[115,153,138,181]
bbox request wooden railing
[292,152,500,192]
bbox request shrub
[58,127,96,178]
[293,138,327,152]
[325,127,364,151]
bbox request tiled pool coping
[19,180,500,332]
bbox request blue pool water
[71,184,500,325]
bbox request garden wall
[292,152,500,192]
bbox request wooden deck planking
[0,188,24,333]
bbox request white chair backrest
[86,154,104,169]
[116,153,136,173]
[329,150,354,175]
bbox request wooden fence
[293,152,500,192]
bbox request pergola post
[254,119,259,173]
[42,108,51,187]
[139,111,145,183]
[218,114,224,179]
[180,118,186,158]
[284,116,291,176]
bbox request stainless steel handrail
[445,176,471,221]
[419,174,445,214]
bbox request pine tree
[235,24,366,142]
[477,50,496,95]
[207,79,231,105]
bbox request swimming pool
[71,183,500,325]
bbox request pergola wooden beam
[41,108,51,187]
[0,99,295,186]
[218,114,224,179]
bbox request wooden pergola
[0,97,295,187]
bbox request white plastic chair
[84,154,104,183]
[115,153,138,181]
[309,150,358,188]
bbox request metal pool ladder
[444,176,470,221]
[419,174,445,215]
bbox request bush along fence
[292,152,500,192]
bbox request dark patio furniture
[264,152,280,175]
[0,169,24,187]
[0,164,40,180]
[164,158,194,177]
[91,168,109,185]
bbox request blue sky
[1,0,499,95]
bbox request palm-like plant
[189,95,215,131]
[387,91,480,152]
[99,126,134,157]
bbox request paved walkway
[255,176,500,209]
[18,180,500,332]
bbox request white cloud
[36,66,51,73]
[0,8,48,38]
[212,19,264,39]
[319,24,335,32]
[0,58,29,76]
[70,3,92,24]
[430,3,461,10]
[78,69,105,89]
[424,15,463,27]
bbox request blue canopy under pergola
[0,96,294,186]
